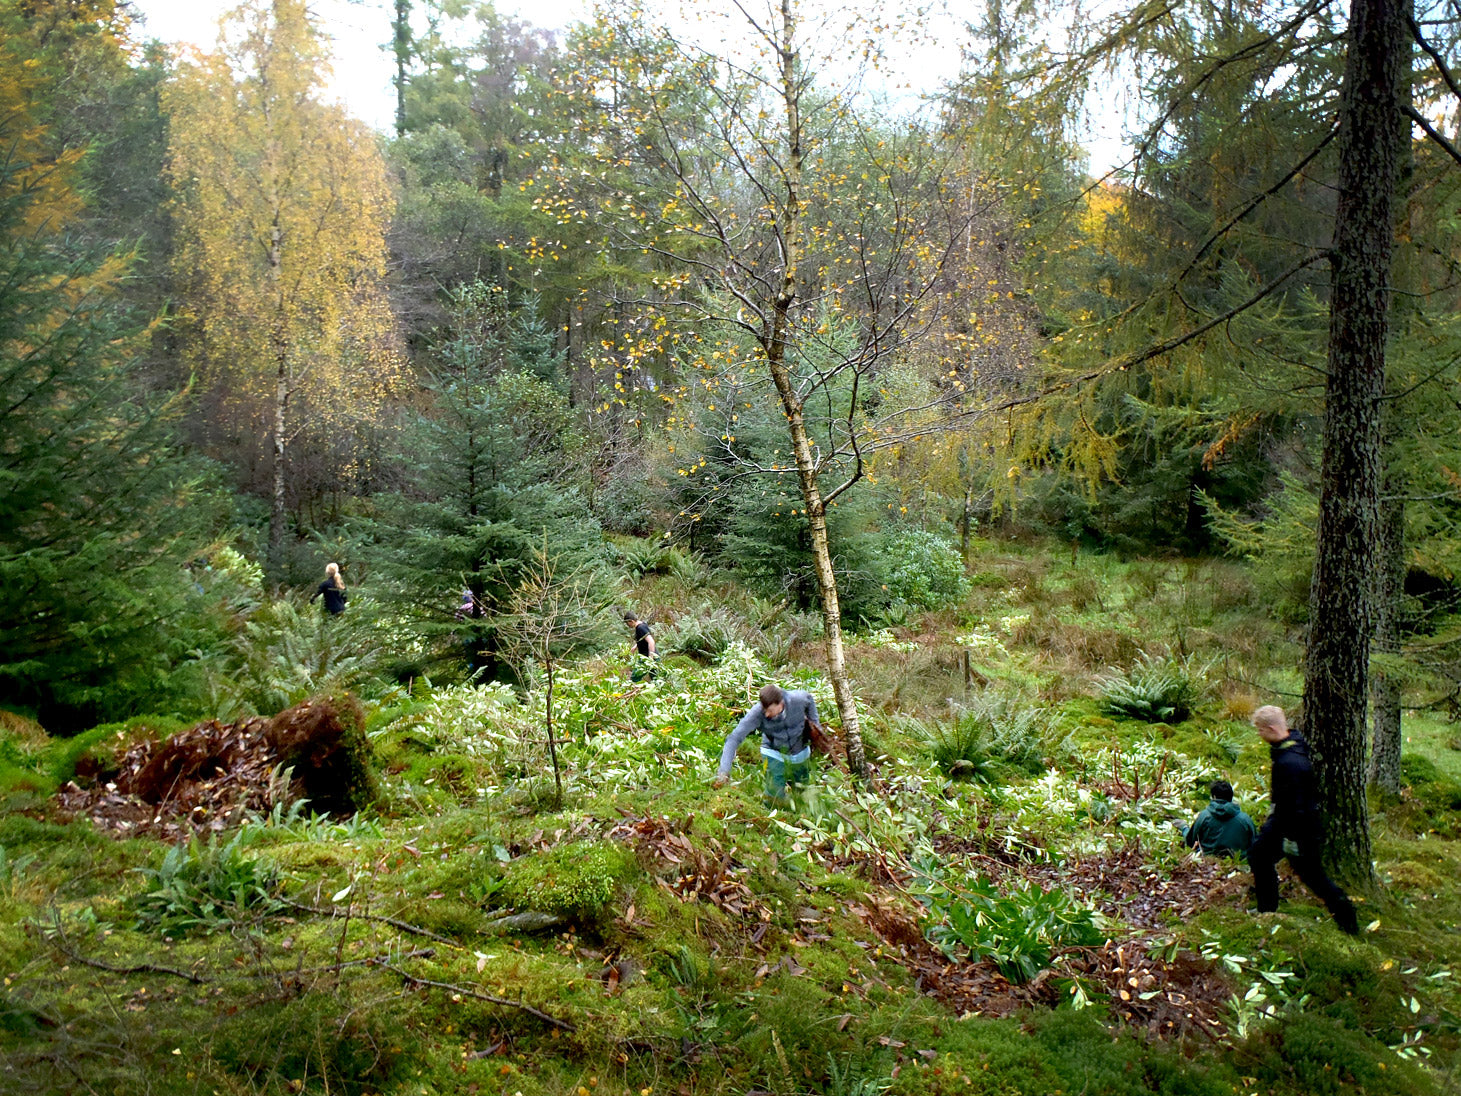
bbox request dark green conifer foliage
[0,31,223,727]
[373,283,600,670]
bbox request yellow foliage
[164,0,403,461]
[0,58,84,235]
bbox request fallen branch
[52,945,206,985]
[378,962,578,1032]
[483,910,567,935]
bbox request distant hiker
[311,562,348,616]
[1179,780,1257,858]
[624,610,658,681]
[1248,705,1360,934]
[713,683,819,806]
[456,586,477,621]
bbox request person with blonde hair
[1248,705,1359,934]
[311,561,348,616]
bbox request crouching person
[1181,780,1257,858]
[713,683,818,807]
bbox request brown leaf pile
[849,894,1232,1036]
[52,697,369,841]
[1014,843,1250,931]
[849,898,1040,1018]
[608,812,768,922]
[1061,940,1230,1036]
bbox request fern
[1099,653,1209,723]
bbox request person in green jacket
[1180,780,1257,858]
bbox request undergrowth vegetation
[1,541,1457,1095]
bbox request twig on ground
[51,948,207,984]
[43,916,206,985]
[234,947,437,979]
[378,962,578,1032]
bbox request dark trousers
[1249,824,1358,932]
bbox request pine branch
[1403,104,1461,169]
[1409,14,1461,105]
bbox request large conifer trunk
[1303,0,1406,885]
[1369,480,1405,794]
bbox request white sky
[126,0,1125,172]
[127,0,590,132]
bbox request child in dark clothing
[1180,780,1257,858]
[312,562,348,615]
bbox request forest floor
[1,538,1460,1096]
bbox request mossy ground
[1,540,1458,1095]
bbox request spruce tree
[0,13,223,726]
[373,283,601,671]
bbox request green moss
[1241,1012,1440,1096]
[211,988,417,1094]
[497,841,637,925]
[400,752,492,804]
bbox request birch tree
[165,0,404,575]
[547,0,972,777]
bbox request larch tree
[1299,0,1409,885]
[164,0,403,576]
[981,0,1425,884]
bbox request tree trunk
[269,355,289,574]
[393,0,411,137]
[1369,450,1405,794]
[761,0,869,779]
[545,655,562,806]
[266,222,290,580]
[1302,0,1405,887]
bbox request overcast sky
[127,0,590,132]
[125,0,1123,172]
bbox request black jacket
[1263,729,1320,840]
[314,580,347,615]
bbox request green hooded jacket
[1184,799,1257,859]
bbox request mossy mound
[496,840,637,925]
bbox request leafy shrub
[616,537,670,577]
[1099,653,1208,723]
[913,713,993,780]
[495,840,635,924]
[881,529,970,610]
[207,597,390,718]
[917,868,1105,983]
[131,832,284,935]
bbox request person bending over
[713,683,819,806]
